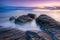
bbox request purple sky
[1,0,60,7]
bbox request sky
[1,0,60,7]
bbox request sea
[0,9,60,31]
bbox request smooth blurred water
[0,10,60,31]
[0,10,41,31]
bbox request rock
[36,14,60,29]
[28,13,37,19]
[0,28,26,40]
[25,31,53,40]
[15,13,37,24]
[47,28,60,40]
[0,26,2,27]
[0,28,55,40]
[36,14,60,40]
[15,15,33,24]
[9,16,16,21]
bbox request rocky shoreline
[0,13,60,40]
[0,28,54,40]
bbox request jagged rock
[36,14,60,29]
[15,14,36,24]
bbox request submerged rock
[36,14,60,29]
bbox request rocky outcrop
[15,14,37,24]
[36,14,60,29]
[25,31,54,40]
[0,28,26,40]
[36,14,60,40]
[47,28,60,40]
[4,14,60,40]
[15,15,33,24]
[0,28,54,40]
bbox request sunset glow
[33,9,50,11]
[23,2,60,8]
[1,0,60,8]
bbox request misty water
[0,10,60,31]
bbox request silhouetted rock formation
[15,14,37,24]
[36,14,60,29]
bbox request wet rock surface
[15,14,36,24]
[36,14,60,29]
[0,28,26,40]
[1,14,60,40]
[47,28,60,40]
[15,15,32,24]
[36,14,60,40]
[0,28,53,40]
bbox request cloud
[1,0,60,7]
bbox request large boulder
[15,14,37,24]
[36,14,60,40]
[36,14,60,29]
[15,15,33,24]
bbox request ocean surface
[0,10,60,31]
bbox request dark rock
[0,28,26,40]
[9,16,16,21]
[47,28,60,40]
[15,13,37,24]
[26,31,41,40]
[15,15,33,24]
[28,13,37,19]
[36,14,60,40]
[0,28,54,40]
[0,26,2,27]
[25,31,54,40]
[36,14,60,29]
